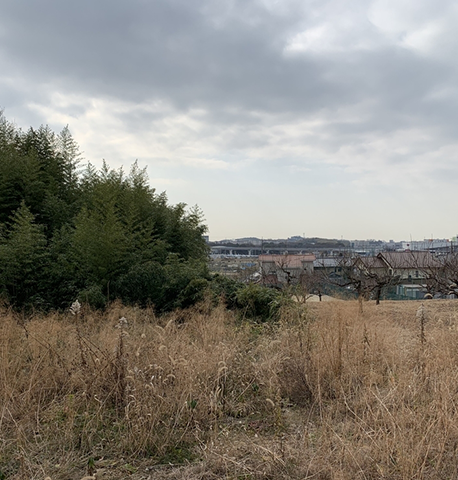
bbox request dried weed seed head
[70,299,81,316]
[416,303,428,323]
[115,316,128,329]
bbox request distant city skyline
[2,0,458,241]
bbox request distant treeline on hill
[0,113,212,311]
[262,238,350,249]
[211,237,350,249]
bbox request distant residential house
[313,257,345,278]
[376,251,442,284]
[354,255,391,283]
[315,251,441,283]
[312,250,448,300]
[259,254,316,287]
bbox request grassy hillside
[2,299,458,479]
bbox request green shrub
[116,261,166,308]
[178,277,209,308]
[235,283,283,322]
[78,284,107,309]
[209,274,241,309]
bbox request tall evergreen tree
[0,202,48,306]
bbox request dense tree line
[0,113,211,311]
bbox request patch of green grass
[157,443,197,465]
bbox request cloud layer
[1,0,457,239]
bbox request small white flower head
[70,300,81,315]
[115,316,128,329]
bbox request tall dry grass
[2,299,458,479]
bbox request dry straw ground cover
[2,299,458,479]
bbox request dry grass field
[2,298,458,479]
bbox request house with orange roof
[259,254,316,287]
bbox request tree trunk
[375,286,381,305]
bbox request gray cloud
[1,0,458,238]
[1,0,453,124]
[0,1,370,110]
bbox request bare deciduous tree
[317,253,400,311]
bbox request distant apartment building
[351,239,385,255]
[401,239,452,252]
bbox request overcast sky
[1,0,457,241]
